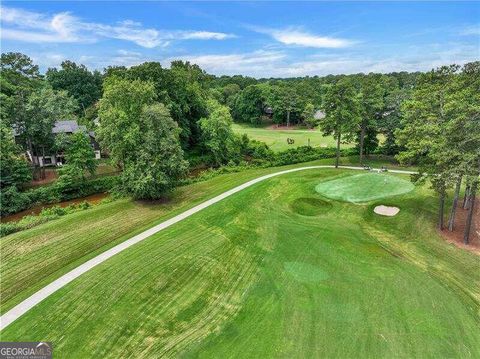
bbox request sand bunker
[374,205,400,216]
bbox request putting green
[315,172,414,203]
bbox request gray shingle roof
[314,110,326,120]
[52,120,87,134]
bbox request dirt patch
[439,199,480,255]
[374,205,400,216]
[27,168,58,187]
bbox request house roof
[314,110,326,120]
[13,119,93,138]
[52,120,87,134]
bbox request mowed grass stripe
[1,159,351,314]
[2,169,479,358]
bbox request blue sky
[1,1,479,77]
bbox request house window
[43,157,52,165]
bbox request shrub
[1,175,120,217]
[272,146,357,166]
[0,186,31,216]
[243,139,274,160]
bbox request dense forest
[1,52,479,242]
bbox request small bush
[0,223,17,237]
[0,186,31,216]
[40,206,67,217]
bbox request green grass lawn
[0,156,408,314]
[232,123,344,151]
[2,167,479,357]
[315,172,415,203]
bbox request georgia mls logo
[0,342,52,359]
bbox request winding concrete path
[0,165,416,331]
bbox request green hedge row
[181,146,358,186]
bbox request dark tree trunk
[335,130,341,169]
[27,138,40,180]
[438,191,446,231]
[359,125,366,165]
[463,184,471,209]
[41,146,46,179]
[463,182,477,245]
[448,176,462,231]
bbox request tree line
[1,52,478,243]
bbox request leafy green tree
[1,52,41,133]
[56,132,97,192]
[60,132,97,179]
[98,78,156,166]
[98,78,187,199]
[231,85,265,124]
[357,74,386,164]
[0,123,32,216]
[320,78,360,168]
[442,62,480,242]
[210,74,257,89]
[302,103,317,129]
[199,100,240,166]
[121,104,188,199]
[11,86,77,179]
[221,83,241,107]
[0,123,31,188]
[46,61,102,116]
[271,83,305,126]
[396,65,459,230]
[208,88,224,103]
[378,84,409,155]
[124,61,209,149]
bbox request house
[15,120,101,167]
[314,110,326,121]
[263,106,273,118]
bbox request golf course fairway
[1,169,479,358]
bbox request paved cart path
[0,165,415,331]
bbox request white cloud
[111,50,147,67]
[460,25,480,36]
[162,41,478,78]
[27,44,478,77]
[0,6,236,48]
[178,31,236,40]
[163,50,286,75]
[30,53,68,68]
[253,26,354,48]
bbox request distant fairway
[232,123,342,151]
[315,172,415,203]
[2,168,479,358]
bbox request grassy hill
[2,165,479,357]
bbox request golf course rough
[2,168,479,358]
[289,197,332,216]
[315,172,414,203]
